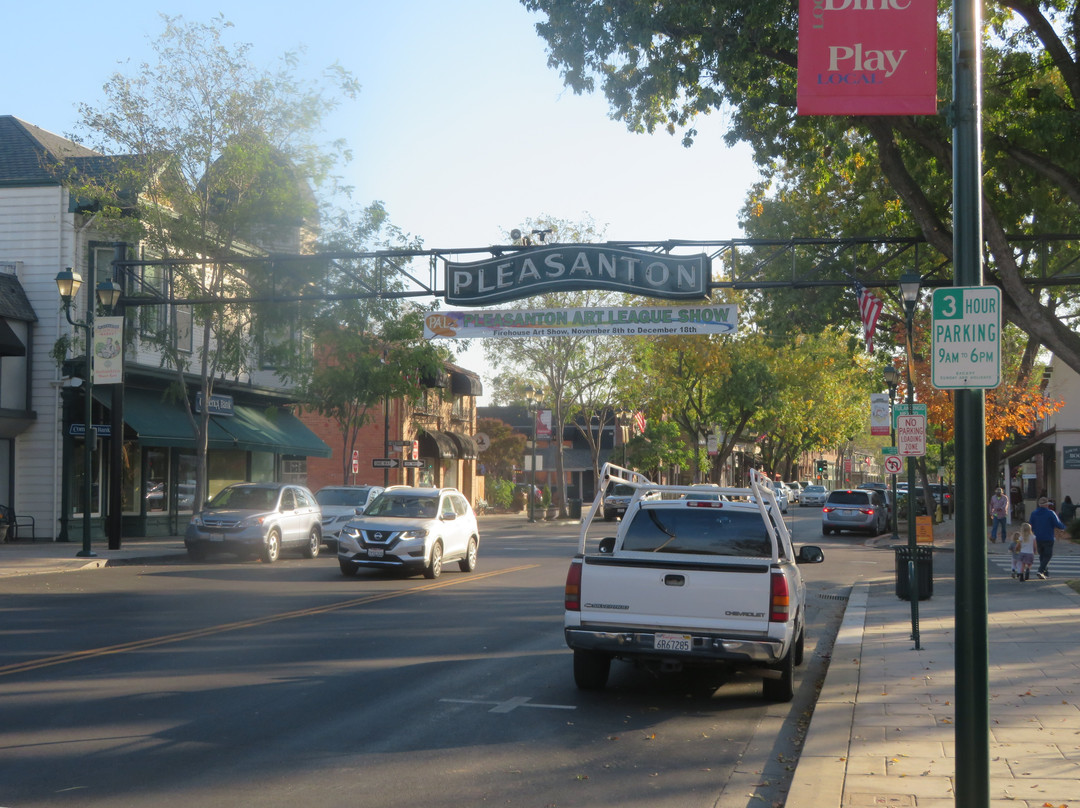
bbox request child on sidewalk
[1016,522,1036,582]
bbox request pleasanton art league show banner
[424,304,738,340]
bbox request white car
[337,487,479,579]
[785,482,801,505]
[315,485,384,549]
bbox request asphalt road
[0,508,890,807]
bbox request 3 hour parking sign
[931,286,1001,389]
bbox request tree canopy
[522,0,1080,375]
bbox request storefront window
[251,452,274,482]
[122,441,140,514]
[175,451,197,512]
[208,450,247,498]
[144,448,169,513]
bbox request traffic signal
[816,459,827,473]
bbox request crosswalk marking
[988,554,1080,577]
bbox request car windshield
[621,507,772,557]
[316,488,371,507]
[364,493,438,519]
[806,486,826,493]
[826,491,871,506]
[607,484,635,497]
[208,486,278,511]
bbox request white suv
[337,487,479,579]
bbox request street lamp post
[899,271,923,645]
[56,267,123,558]
[883,363,901,543]
[525,385,540,523]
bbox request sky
[6,0,762,402]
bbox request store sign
[446,245,709,306]
[195,392,234,416]
[1063,446,1080,470]
[797,0,938,116]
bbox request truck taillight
[769,571,790,623]
[565,558,583,611]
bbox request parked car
[768,480,789,513]
[185,482,323,562]
[801,484,828,507]
[602,482,660,520]
[928,483,953,514]
[858,482,895,522]
[821,489,888,536]
[785,482,801,504]
[337,486,479,579]
[684,484,727,501]
[315,485,385,550]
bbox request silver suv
[821,489,887,537]
[315,485,384,550]
[337,487,479,579]
[185,482,323,562]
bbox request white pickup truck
[563,464,824,701]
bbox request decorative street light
[56,267,123,558]
[524,385,541,523]
[899,270,922,643]
[883,363,901,543]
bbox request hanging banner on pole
[797,0,938,116]
[424,305,738,340]
[93,316,124,385]
[870,393,890,436]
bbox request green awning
[214,404,331,458]
[95,389,331,458]
[95,387,235,448]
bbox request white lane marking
[440,696,576,713]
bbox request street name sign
[931,286,1001,389]
[402,459,424,468]
[372,458,399,468]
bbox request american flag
[854,282,884,353]
[634,411,647,434]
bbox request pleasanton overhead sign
[445,245,709,306]
[424,304,738,340]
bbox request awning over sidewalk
[419,429,457,459]
[449,431,479,459]
[94,388,330,457]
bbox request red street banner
[797,0,937,116]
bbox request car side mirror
[442,512,457,521]
[598,536,616,554]
[797,545,825,564]
[354,506,365,515]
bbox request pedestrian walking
[988,486,1010,542]
[1060,495,1077,523]
[1009,530,1022,578]
[1029,496,1066,578]
[1014,524,1036,581]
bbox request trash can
[568,499,582,519]
[894,545,933,601]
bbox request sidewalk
[0,535,188,577]
[789,519,1080,808]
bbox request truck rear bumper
[565,627,783,664]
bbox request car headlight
[238,515,267,529]
[341,525,360,538]
[399,528,428,540]
[190,514,204,527]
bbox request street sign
[884,454,904,474]
[402,459,424,468]
[388,440,411,448]
[931,286,1001,389]
[897,413,926,457]
[882,446,898,455]
[372,458,399,468]
[892,402,926,430]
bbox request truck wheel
[793,626,805,666]
[762,648,795,702]
[573,650,611,690]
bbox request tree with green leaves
[625,419,699,482]
[476,417,526,480]
[72,14,359,506]
[522,1,1080,375]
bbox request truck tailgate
[578,555,774,634]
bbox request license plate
[841,509,854,516]
[207,534,224,542]
[654,633,692,652]
[367,548,384,558]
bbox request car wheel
[303,527,321,559]
[424,540,443,579]
[603,511,614,522]
[793,625,805,666]
[763,646,795,702]
[573,649,611,690]
[822,526,832,536]
[339,559,357,577]
[186,545,205,562]
[261,529,281,563]
[458,537,478,572]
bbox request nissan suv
[337,487,479,579]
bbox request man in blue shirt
[1029,496,1066,578]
